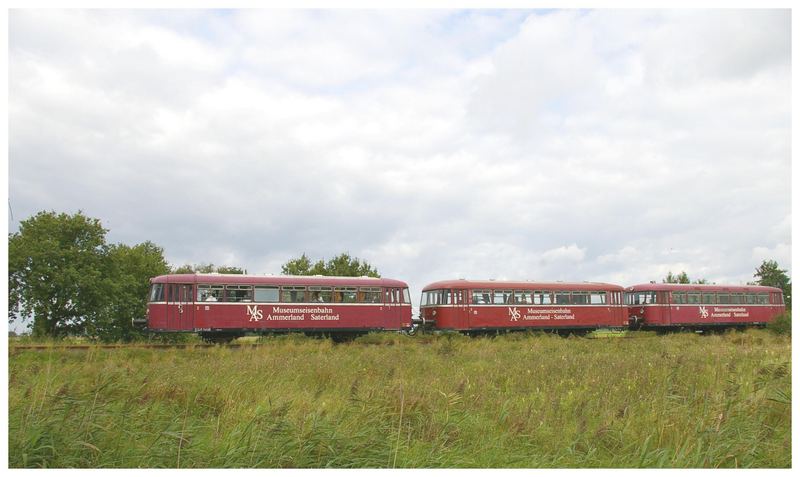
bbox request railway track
[9,343,267,352]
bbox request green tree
[753,259,791,310]
[93,241,170,341]
[281,252,380,277]
[172,263,245,274]
[663,271,690,284]
[281,253,316,275]
[9,211,108,337]
[663,271,708,284]
[216,266,245,274]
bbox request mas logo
[508,307,520,321]
[247,305,263,322]
[699,306,709,319]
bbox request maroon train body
[625,283,785,331]
[146,274,412,341]
[145,273,786,340]
[419,280,627,333]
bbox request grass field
[8,330,791,468]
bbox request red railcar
[625,283,785,331]
[145,274,412,342]
[419,280,627,333]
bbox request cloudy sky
[8,9,792,301]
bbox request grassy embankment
[9,330,791,468]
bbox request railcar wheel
[199,332,240,344]
[329,332,361,343]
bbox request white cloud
[541,244,587,264]
[8,9,791,299]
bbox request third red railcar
[625,283,785,331]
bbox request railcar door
[452,289,469,328]
[385,287,402,328]
[167,283,195,331]
[659,291,671,326]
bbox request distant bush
[767,312,791,336]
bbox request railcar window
[309,286,333,303]
[360,287,382,303]
[423,289,446,305]
[555,291,570,305]
[572,291,590,305]
[424,290,437,306]
[493,290,513,304]
[281,286,307,303]
[385,288,401,304]
[402,288,411,304]
[686,293,700,304]
[671,292,687,304]
[225,285,253,302]
[442,289,454,305]
[745,294,756,304]
[471,289,491,304]
[423,290,434,305]
[513,290,532,305]
[702,293,715,304]
[717,293,730,304]
[254,286,279,302]
[757,293,769,304]
[730,293,744,304]
[198,284,224,302]
[627,292,656,305]
[149,284,165,302]
[334,287,358,303]
[590,291,607,305]
[534,291,554,305]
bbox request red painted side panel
[424,305,627,330]
[149,302,413,331]
[631,304,784,327]
[146,274,413,333]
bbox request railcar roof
[151,273,408,287]
[422,279,623,291]
[625,283,782,293]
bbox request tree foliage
[753,259,791,310]
[9,211,108,337]
[281,253,380,277]
[663,271,708,284]
[172,263,245,274]
[663,271,690,284]
[93,242,170,341]
[9,211,171,340]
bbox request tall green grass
[9,330,790,468]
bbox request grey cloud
[8,9,791,300]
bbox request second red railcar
[420,280,627,333]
